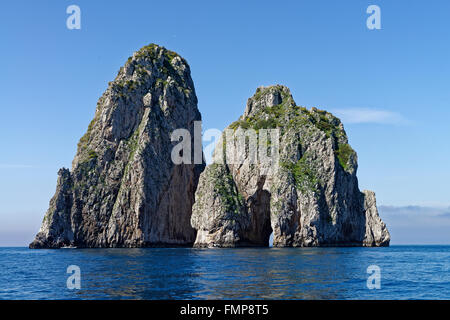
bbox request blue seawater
[0,246,449,300]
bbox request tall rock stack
[191,85,390,247]
[30,44,204,248]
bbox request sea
[0,245,449,300]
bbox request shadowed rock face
[191,85,390,247]
[30,44,205,248]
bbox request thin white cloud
[332,108,408,125]
[379,205,450,218]
[378,205,450,244]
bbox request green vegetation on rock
[78,117,96,150]
[281,155,319,194]
[229,86,357,175]
[77,112,100,163]
[136,43,178,62]
[335,143,355,172]
[229,89,345,143]
[210,164,244,215]
[87,150,97,160]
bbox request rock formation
[30,44,390,249]
[30,44,204,248]
[191,85,390,247]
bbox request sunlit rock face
[30,44,204,248]
[191,85,390,247]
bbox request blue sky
[0,0,449,245]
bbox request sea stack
[191,85,390,247]
[30,44,204,248]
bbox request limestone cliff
[191,85,390,247]
[30,44,204,248]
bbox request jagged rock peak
[73,43,196,168]
[191,85,390,248]
[30,43,204,248]
[244,85,295,117]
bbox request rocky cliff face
[30,44,204,248]
[191,85,390,247]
